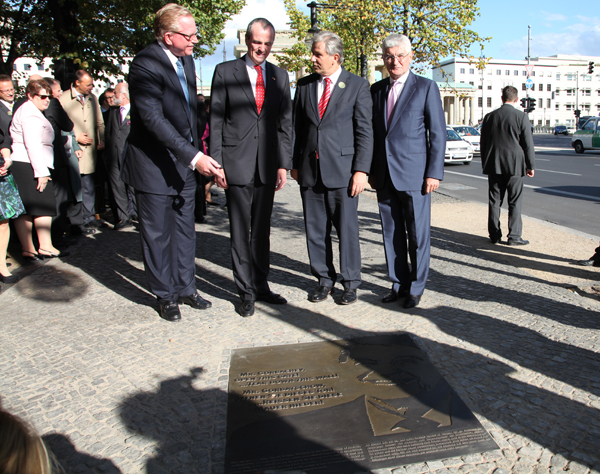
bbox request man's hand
[97,140,105,151]
[194,154,227,188]
[350,171,367,197]
[275,168,287,191]
[77,133,93,146]
[526,169,535,177]
[423,178,440,195]
[290,169,298,181]
[75,150,83,159]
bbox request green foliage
[0,0,245,78]
[279,0,489,79]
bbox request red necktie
[319,77,331,119]
[255,65,265,114]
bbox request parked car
[554,125,568,135]
[571,117,600,153]
[566,125,576,134]
[445,127,473,164]
[449,125,481,155]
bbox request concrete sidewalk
[1,180,599,474]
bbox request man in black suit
[481,85,535,246]
[121,3,225,321]
[104,82,133,230]
[370,34,446,309]
[291,31,373,305]
[0,75,14,151]
[210,18,292,317]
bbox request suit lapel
[388,72,416,132]
[263,62,278,114]
[308,76,319,120]
[152,42,192,124]
[321,68,349,122]
[234,56,258,115]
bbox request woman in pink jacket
[10,79,66,259]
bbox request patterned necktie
[386,80,400,123]
[255,65,265,114]
[319,77,331,119]
[120,106,127,124]
[176,58,190,111]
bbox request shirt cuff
[189,152,204,170]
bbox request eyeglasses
[171,31,198,42]
[0,88,14,94]
[36,94,51,100]
[383,53,410,63]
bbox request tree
[277,0,489,80]
[0,0,245,80]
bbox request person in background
[10,79,66,259]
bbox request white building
[432,54,600,128]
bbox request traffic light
[528,98,536,113]
[520,98,528,109]
[575,109,581,118]
[588,61,595,74]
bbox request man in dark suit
[210,18,292,317]
[104,82,133,230]
[370,34,446,309]
[0,75,15,151]
[121,3,225,322]
[481,85,535,246]
[292,31,373,306]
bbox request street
[439,134,600,237]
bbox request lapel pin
[338,82,346,89]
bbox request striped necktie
[319,77,331,119]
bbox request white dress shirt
[317,65,343,102]
[244,55,267,97]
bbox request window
[460,68,465,74]
[566,103,574,110]
[469,68,475,74]
[478,85,482,90]
[545,120,550,126]
[487,84,492,90]
[547,84,551,92]
[523,71,527,76]
[522,83,526,91]
[487,69,492,75]
[555,103,560,110]
[469,81,474,86]
[556,73,561,80]
[514,70,519,76]
[583,75,592,81]
[487,97,492,107]
[12,64,16,71]
[566,89,575,96]
[538,84,543,91]
[36,63,43,71]
[566,74,576,81]
[496,69,501,75]
[23,64,31,71]
[547,99,551,108]
[478,97,483,107]
[582,89,591,96]
[583,103,591,111]
[506,70,510,75]
[537,120,542,125]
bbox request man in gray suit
[292,31,373,305]
[210,18,293,318]
[105,82,133,230]
[370,34,446,309]
[480,85,535,246]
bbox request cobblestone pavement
[1,180,599,474]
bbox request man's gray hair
[312,31,344,64]
[246,18,275,39]
[382,34,412,54]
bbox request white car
[449,125,481,156]
[445,127,473,165]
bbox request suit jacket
[209,56,292,186]
[0,102,13,151]
[59,88,105,174]
[480,103,535,176]
[370,72,445,192]
[121,41,199,195]
[105,106,131,168]
[44,98,74,168]
[293,69,373,189]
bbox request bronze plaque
[225,335,497,473]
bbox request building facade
[433,55,600,128]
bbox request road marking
[535,168,582,176]
[443,170,600,201]
[536,158,550,161]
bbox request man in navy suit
[210,18,292,318]
[370,34,446,309]
[292,31,373,305]
[121,3,224,321]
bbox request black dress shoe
[257,291,287,304]
[403,295,421,309]
[114,219,133,230]
[159,301,181,321]
[238,300,255,317]
[381,288,410,303]
[490,236,502,244]
[0,274,19,284]
[340,288,358,305]
[575,259,594,266]
[309,285,332,303]
[507,237,529,246]
[178,292,212,310]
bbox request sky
[195,0,600,86]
